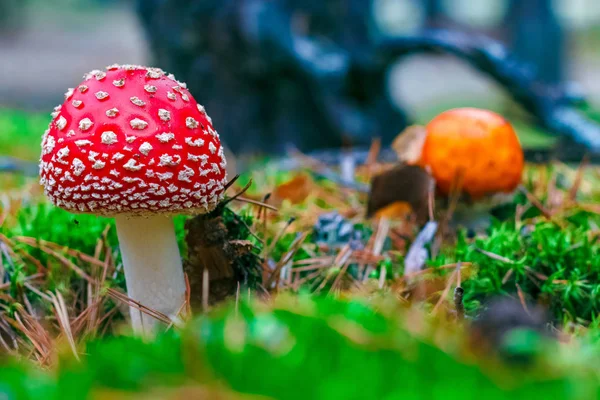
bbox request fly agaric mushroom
[419,108,524,198]
[39,65,227,333]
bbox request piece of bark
[366,163,433,223]
[184,206,262,310]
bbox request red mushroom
[39,65,227,333]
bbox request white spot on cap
[101,131,118,145]
[126,136,136,143]
[156,172,173,180]
[112,152,125,161]
[130,97,146,107]
[181,94,189,102]
[168,184,178,193]
[106,64,119,70]
[66,130,75,137]
[178,166,195,182]
[146,68,163,79]
[156,132,175,143]
[78,85,88,93]
[185,137,204,147]
[130,118,148,130]
[144,84,157,93]
[65,88,75,100]
[188,153,208,165]
[43,135,56,155]
[158,109,170,122]
[79,118,93,131]
[56,146,70,164]
[167,92,176,101]
[145,169,155,178]
[72,100,82,108]
[211,163,221,174]
[106,108,119,118]
[209,142,217,154]
[158,154,181,167]
[56,116,67,130]
[197,104,206,114]
[75,139,92,147]
[123,159,145,171]
[186,117,199,129]
[139,142,153,156]
[95,91,109,100]
[93,160,106,169]
[87,70,106,80]
[113,78,125,87]
[172,144,183,150]
[51,106,61,119]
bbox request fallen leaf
[272,173,313,205]
[391,125,427,164]
[373,201,414,220]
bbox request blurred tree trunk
[504,0,566,84]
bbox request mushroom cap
[420,108,524,198]
[39,65,227,216]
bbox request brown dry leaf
[272,173,313,205]
[391,125,427,164]
[366,164,433,223]
[373,201,414,220]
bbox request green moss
[429,215,600,321]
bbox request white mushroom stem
[115,214,186,334]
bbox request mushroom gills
[115,214,186,333]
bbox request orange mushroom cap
[419,108,524,198]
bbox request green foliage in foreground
[1,295,600,400]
